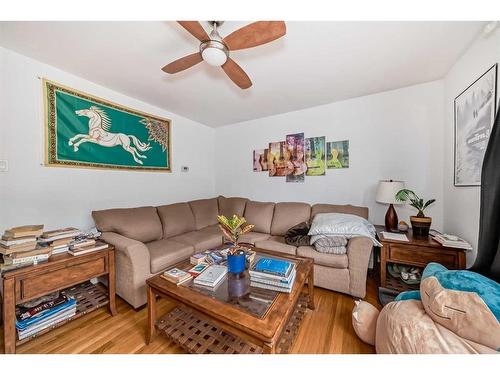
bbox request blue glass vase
[227,253,246,275]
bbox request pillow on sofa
[308,213,381,246]
[284,221,310,246]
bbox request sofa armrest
[101,232,151,274]
[100,231,151,286]
[347,237,373,298]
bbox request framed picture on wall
[454,64,497,186]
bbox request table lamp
[376,180,405,232]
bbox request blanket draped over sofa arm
[100,232,152,308]
[347,237,374,298]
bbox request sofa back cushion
[92,206,162,243]
[271,202,311,236]
[311,203,368,220]
[218,196,248,217]
[188,198,219,230]
[157,202,196,238]
[243,201,275,234]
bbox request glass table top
[177,252,299,319]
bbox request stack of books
[193,264,227,290]
[430,231,473,250]
[0,225,50,273]
[161,268,193,285]
[249,257,296,293]
[38,227,82,255]
[68,240,108,256]
[15,293,77,340]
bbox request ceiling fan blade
[221,58,252,89]
[177,21,209,42]
[162,52,203,74]
[223,21,286,51]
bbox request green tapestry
[44,79,171,172]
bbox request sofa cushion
[157,202,196,238]
[311,203,368,220]
[189,198,219,230]
[146,239,195,274]
[238,232,271,245]
[270,202,311,236]
[170,230,223,251]
[255,236,297,255]
[297,246,348,268]
[198,224,222,236]
[218,196,248,217]
[243,201,275,234]
[92,206,162,243]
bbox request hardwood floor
[1,277,381,354]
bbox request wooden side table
[1,246,116,354]
[375,226,466,292]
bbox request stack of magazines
[430,231,473,250]
[249,257,296,293]
[15,293,77,340]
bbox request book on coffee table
[162,268,193,285]
[193,264,227,288]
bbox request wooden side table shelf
[375,226,466,292]
[1,246,116,354]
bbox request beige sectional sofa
[92,196,373,308]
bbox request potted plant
[395,189,436,237]
[217,215,254,275]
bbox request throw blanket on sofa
[285,221,311,246]
[308,213,381,246]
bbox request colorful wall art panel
[253,149,269,171]
[286,133,306,182]
[326,140,349,169]
[268,141,293,176]
[305,136,326,176]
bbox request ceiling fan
[162,21,286,89]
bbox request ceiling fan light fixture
[200,40,228,67]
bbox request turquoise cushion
[395,290,421,301]
[422,262,500,322]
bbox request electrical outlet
[0,160,8,172]
[181,166,189,172]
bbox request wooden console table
[375,226,466,292]
[1,246,116,354]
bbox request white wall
[443,29,500,266]
[0,47,216,230]
[215,81,445,229]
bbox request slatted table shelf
[16,281,109,346]
[155,293,309,354]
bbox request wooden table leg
[146,285,156,345]
[263,342,276,354]
[380,246,387,287]
[307,266,315,310]
[2,278,16,354]
[107,251,117,316]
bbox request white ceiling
[0,21,484,127]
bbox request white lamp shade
[376,180,405,204]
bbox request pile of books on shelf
[249,257,296,293]
[430,231,473,250]
[15,292,77,340]
[38,227,82,255]
[0,225,50,274]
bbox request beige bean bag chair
[352,263,500,353]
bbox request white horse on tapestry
[69,106,152,164]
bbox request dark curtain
[472,109,500,281]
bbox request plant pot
[410,216,432,237]
[227,253,246,275]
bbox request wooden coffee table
[145,248,314,354]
